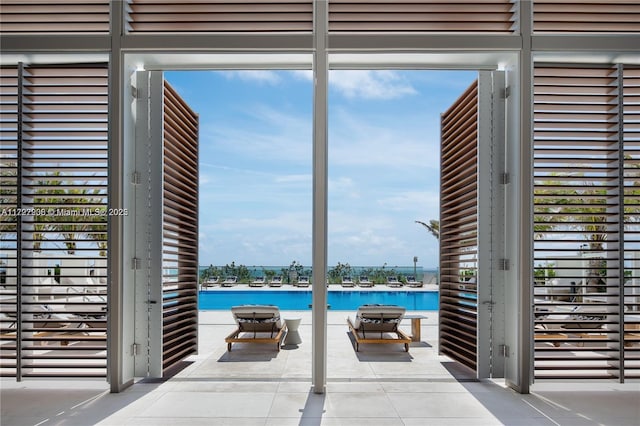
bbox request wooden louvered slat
[329,0,516,33]
[161,80,199,374]
[534,0,640,33]
[127,0,313,33]
[0,0,110,34]
[439,79,479,373]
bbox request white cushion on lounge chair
[350,304,406,330]
[231,305,283,329]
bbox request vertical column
[616,63,625,381]
[108,0,126,392]
[312,0,328,394]
[477,72,492,379]
[516,0,533,394]
[491,71,507,379]
[16,62,23,381]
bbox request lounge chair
[268,275,283,287]
[347,304,411,352]
[625,323,640,347]
[249,276,266,287]
[387,276,403,287]
[3,304,106,346]
[202,276,219,288]
[341,276,355,287]
[295,276,310,287]
[221,276,238,287]
[358,276,373,287]
[225,305,286,351]
[405,276,423,288]
[535,304,607,347]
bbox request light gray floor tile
[137,391,275,418]
[267,392,325,418]
[381,381,468,393]
[324,393,399,418]
[265,418,404,426]
[387,392,494,418]
[326,381,385,393]
[168,380,280,393]
[121,417,267,426]
[275,381,314,393]
[401,418,551,426]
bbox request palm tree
[416,219,440,285]
[415,220,439,240]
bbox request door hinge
[503,86,511,99]
[132,343,140,356]
[131,171,140,185]
[131,85,138,99]
[500,344,509,357]
[482,300,496,312]
[501,172,510,185]
[499,259,510,271]
[131,257,141,270]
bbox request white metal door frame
[132,70,165,378]
[477,70,507,379]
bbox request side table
[403,314,427,342]
[283,317,302,346]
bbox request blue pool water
[198,290,439,310]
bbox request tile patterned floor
[1,311,638,425]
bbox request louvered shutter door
[439,80,479,372]
[161,81,199,374]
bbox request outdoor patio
[1,310,638,425]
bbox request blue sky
[165,70,477,269]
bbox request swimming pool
[198,290,439,310]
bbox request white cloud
[200,213,312,265]
[289,70,417,100]
[328,176,360,199]
[274,174,312,184]
[220,70,282,85]
[330,70,417,100]
[377,191,439,212]
[290,70,313,81]
[213,212,310,234]
[329,109,440,170]
[199,173,212,186]
[200,104,312,164]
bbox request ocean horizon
[197,265,438,282]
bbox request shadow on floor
[0,382,160,426]
[299,389,327,426]
[217,347,280,362]
[441,361,479,381]
[344,332,414,362]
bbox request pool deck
[2,310,639,425]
